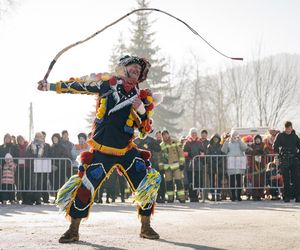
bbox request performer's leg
[119,148,160,239]
[59,151,116,243]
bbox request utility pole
[29,102,34,141]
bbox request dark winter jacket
[273,132,300,156]
[183,136,205,171]
[60,140,74,160]
[206,134,225,175]
[0,143,19,158]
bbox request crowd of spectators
[0,124,297,205]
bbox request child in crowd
[0,153,17,204]
[265,160,283,200]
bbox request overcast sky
[1,0,300,143]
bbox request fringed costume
[46,56,161,242]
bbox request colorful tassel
[55,175,82,212]
[133,168,161,210]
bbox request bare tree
[206,72,233,132]
[251,53,298,127]
[178,53,208,129]
[224,63,252,127]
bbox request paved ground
[0,200,300,250]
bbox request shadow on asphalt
[158,238,225,250]
[0,200,299,217]
[75,240,127,250]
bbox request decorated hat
[118,55,151,82]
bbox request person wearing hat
[37,55,161,242]
[0,153,17,204]
[71,133,90,164]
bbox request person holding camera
[273,121,300,202]
[221,131,248,201]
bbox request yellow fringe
[87,139,136,156]
[65,184,81,216]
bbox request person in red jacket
[183,128,205,202]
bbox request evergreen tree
[127,0,182,134]
[86,33,128,128]
[108,33,128,72]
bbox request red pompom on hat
[145,103,154,111]
[139,89,148,99]
[109,76,117,85]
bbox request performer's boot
[140,215,159,240]
[59,218,81,243]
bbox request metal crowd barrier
[191,154,283,201]
[0,157,74,192]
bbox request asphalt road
[0,200,300,250]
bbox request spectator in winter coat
[248,135,266,201]
[265,160,283,200]
[0,133,19,159]
[221,131,248,201]
[0,153,17,204]
[71,133,91,165]
[26,132,50,205]
[50,133,71,195]
[16,135,31,204]
[263,129,280,155]
[61,130,74,161]
[200,130,209,154]
[206,134,225,201]
[183,128,205,202]
[0,134,19,202]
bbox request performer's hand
[37,79,48,91]
[133,97,146,114]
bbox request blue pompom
[135,160,146,172]
[89,167,103,180]
[78,165,85,172]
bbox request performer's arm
[38,73,113,95]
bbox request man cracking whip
[38,55,162,243]
[37,7,244,244]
